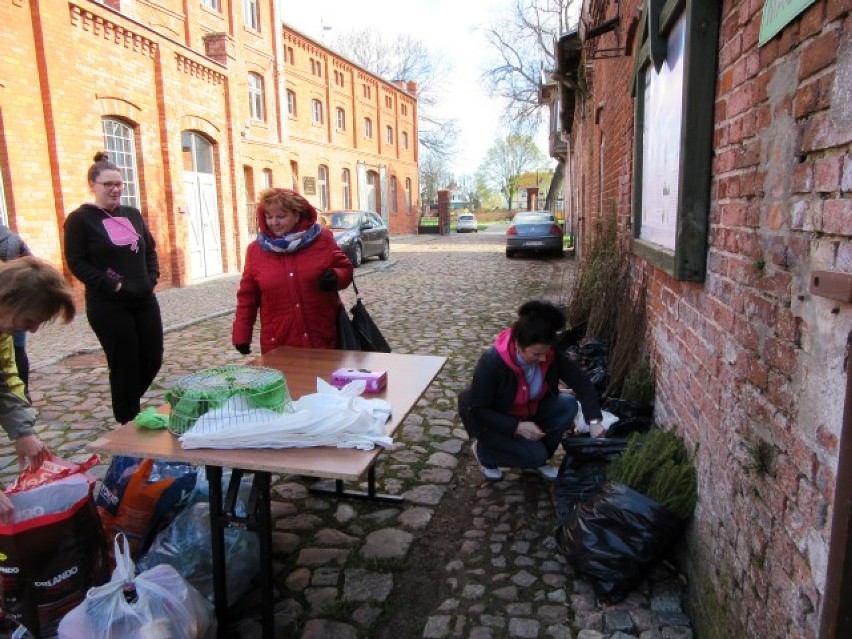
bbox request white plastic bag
[574,409,619,437]
[58,534,215,639]
[179,377,393,450]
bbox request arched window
[363,117,373,139]
[248,73,265,121]
[336,107,346,130]
[102,118,140,209]
[341,168,351,209]
[318,164,329,210]
[405,177,412,214]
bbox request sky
[280,0,538,177]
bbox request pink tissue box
[330,368,387,393]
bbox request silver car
[505,211,564,258]
[456,213,478,233]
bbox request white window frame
[243,0,259,31]
[202,0,220,10]
[364,117,372,139]
[311,99,324,124]
[342,168,351,209]
[102,117,140,209]
[405,177,412,213]
[318,165,329,210]
[402,131,409,149]
[0,174,8,226]
[390,176,397,213]
[336,107,346,130]
[261,168,272,190]
[248,73,265,121]
[386,125,393,144]
[287,90,296,117]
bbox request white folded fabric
[179,378,393,450]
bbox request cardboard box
[330,368,387,393]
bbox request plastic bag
[555,480,683,603]
[5,453,99,494]
[137,471,259,606]
[553,436,628,523]
[58,535,215,639]
[0,459,108,638]
[96,456,197,561]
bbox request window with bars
[102,118,140,209]
[248,73,265,121]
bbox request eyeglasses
[95,181,124,190]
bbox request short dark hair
[87,151,119,184]
[0,256,75,325]
[511,300,565,348]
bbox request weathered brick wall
[572,1,850,637]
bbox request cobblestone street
[5,227,693,639]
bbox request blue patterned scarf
[257,223,322,254]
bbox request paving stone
[313,528,359,546]
[605,609,637,633]
[360,528,413,560]
[300,619,358,639]
[423,615,452,638]
[342,569,393,603]
[576,631,606,639]
[545,625,573,639]
[661,627,694,639]
[508,617,540,638]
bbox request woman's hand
[516,421,544,440]
[15,434,47,470]
[0,492,14,524]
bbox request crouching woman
[458,300,602,481]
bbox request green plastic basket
[165,365,292,435]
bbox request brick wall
[570,1,851,636]
[0,1,419,291]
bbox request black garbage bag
[606,416,655,438]
[555,480,683,603]
[553,436,628,523]
[603,398,654,419]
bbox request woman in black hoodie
[64,152,163,424]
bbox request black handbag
[336,277,391,353]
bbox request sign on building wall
[302,176,316,195]
[759,0,816,46]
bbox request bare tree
[330,28,458,157]
[419,149,452,208]
[479,134,549,209]
[482,0,577,131]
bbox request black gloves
[318,269,337,291]
[235,344,251,355]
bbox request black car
[328,210,390,267]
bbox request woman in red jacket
[232,188,353,354]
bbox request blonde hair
[0,256,75,325]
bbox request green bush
[606,429,697,519]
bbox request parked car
[456,213,478,233]
[327,210,390,267]
[505,210,564,258]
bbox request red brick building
[0,0,419,288]
[547,1,850,637]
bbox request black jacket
[459,341,602,438]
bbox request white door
[184,172,223,279]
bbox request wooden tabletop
[88,347,446,480]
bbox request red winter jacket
[232,197,353,353]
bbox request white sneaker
[536,464,558,481]
[473,443,503,481]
